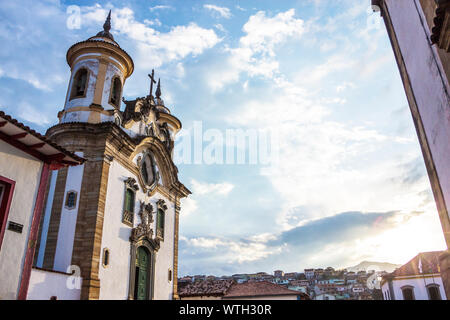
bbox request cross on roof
[148,69,157,97]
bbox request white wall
[0,140,43,299]
[53,153,84,273]
[99,158,175,300]
[64,59,99,111]
[382,275,447,300]
[101,62,124,110]
[27,268,81,300]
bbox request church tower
[59,10,134,125]
[32,12,190,300]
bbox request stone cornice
[66,40,134,78]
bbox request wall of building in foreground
[381,0,450,246]
[0,140,43,300]
[382,275,446,300]
[27,268,81,300]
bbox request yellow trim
[67,40,133,78]
[73,54,126,77]
[92,59,108,106]
[62,106,114,116]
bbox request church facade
[29,12,190,300]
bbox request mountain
[346,261,401,273]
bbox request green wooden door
[135,247,150,300]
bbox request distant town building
[304,269,315,280]
[274,270,284,278]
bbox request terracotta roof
[388,251,443,278]
[178,280,235,297]
[223,281,304,298]
[0,110,84,168]
[430,0,450,50]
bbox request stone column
[172,203,180,300]
[71,155,111,300]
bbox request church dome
[96,10,114,41]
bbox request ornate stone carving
[124,177,139,191]
[130,201,154,242]
[156,199,168,211]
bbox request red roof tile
[178,280,235,297]
[0,110,84,167]
[389,251,443,277]
[223,281,304,298]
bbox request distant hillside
[347,261,401,273]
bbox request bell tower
[59,10,134,124]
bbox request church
[22,11,190,300]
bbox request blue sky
[0,0,447,276]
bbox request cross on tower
[148,69,157,97]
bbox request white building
[381,251,447,300]
[0,111,83,300]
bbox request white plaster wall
[64,59,99,110]
[36,170,58,268]
[101,63,124,111]
[0,140,42,300]
[53,153,84,273]
[99,158,175,300]
[388,276,446,300]
[98,159,134,300]
[385,0,450,222]
[27,268,81,300]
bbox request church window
[65,191,77,210]
[427,284,441,300]
[102,248,110,268]
[110,77,122,108]
[70,68,88,99]
[401,286,415,300]
[156,208,165,240]
[140,152,159,188]
[123,188,135,226]
[122,178,138,226]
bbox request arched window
[70,68,88,99]
[123,188,135,226]
[427,284,441,300]
[157,209,165,240]
[401,286,415,300]
[110,77,122,108]
[65,191,77,210]
[122,177,138,226]
[102,248,110,267]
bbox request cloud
[80,7,221,70]
[207,9,305,90]
[149,5,174,12]
[179,210,443,275]
[190,179,234,196]
[17,102,50,125]
[203,4,232,19]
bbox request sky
[0,0,447,277]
